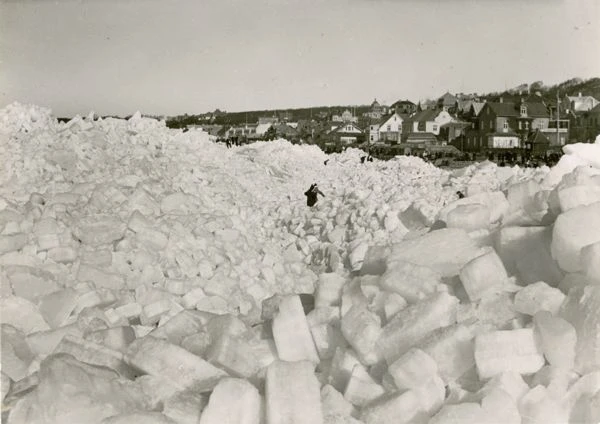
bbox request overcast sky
[1,0,599,116]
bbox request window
[520,105,527,116]
[490,120,493,130]
[538,121,544,129]
[481,121,485,130]
[370,135,374,141]
[519,121,522,130]
[525,122,529,130]
[433,124,438,132]
[503,121,508,130]
[387,125,391,131]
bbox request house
[376,112,404,144]
[363,99,388,120]
[437,92,458,112]
[273,123,298,140]
[332,109,358,123]
[391,99,417,115]
[402,109,454,140]
[258,116,278,125]
[256,122,273,136]
[566,93,600,113]
[569,103,600,143]
[525,130,551,155]
[324,122,364,147]
[222,123,258,139]
[439,120,471,145]
[464,99,552,153]
[418,99,437,111]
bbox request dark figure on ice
[360,156,366,164]
[305,183,325,207]
[367,155,373,162]
[324,159,329,166]
[456,191,465,199]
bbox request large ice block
[271,295,319,364]
[315,273,346,307]
[265,360,323,424]
[376,292,459,364]
[343,364,386,407]
[559,285,600,374]
[326,347,362,393]
[163,389,207,424]
[474,328,545,379]
[388,348,438,390]
[581,240,600,283]
[533,311,576,369]
[551,201,600,272]
[0,296,50,334]
[459,248,509,302]
[387,228,480,277]
[125,336,228,392]
[446,203,491,232]
[513,281,565,316]
[199,378,261,424]
[419,323,478,384]
[359,390,427,424]
[340,305,381,365]
[379,259,441,303]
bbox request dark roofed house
[391,99,417,115]
[438,92,458,112]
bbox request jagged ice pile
[1,102,599,423]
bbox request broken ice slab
[72,213,127,246]
[1,326,35,382]
[474,328,545,379]
[149,310,209,346]
[551,201,600,273]
[343,364,386,407]
[0,233,28,255]
[376,291,459,364]
[307,307,346,360]
[388,348,438,391]
[513,282,565,316]
[1,372,11,403]
[199,378,261,424]
[7,353,148,424]
[113,302,143,321]
[271,295,320,364]
[125,336,228,392]
[326,347,362,393]
[38,288,79,329]
[359,245,391,276]
[54,334,135,379]
[387,228,480,277]
[559,285,600,374]
[518,385,569,424]
[77,263,126,290]
[321,384,355,418]
[265,360,323,424]
[418,323,478,385]
[359,390,428,424]
[434,402,490,424]
[340,304,381,365]
[207,332,276,381]
[163,388,208,424]
[26,324,83,356]
[446,204,491,232]
[507,179,542,212]
[100,412,177,423]
[581,240,600,284]
[4,265,59,302]
[315,273,346,308]
[140,299,174,326]
[0,296,50,334]
[85,326,136,352]
[379,259,441,304]
[47,246,78,263]
[557,184,600,213]
[459,248,509,302]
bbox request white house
[377,112,404,143]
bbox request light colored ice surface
[1,102,599,423]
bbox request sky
[1,0,599,117]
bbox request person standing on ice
[305,183,325,207]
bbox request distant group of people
[360,155,374,164]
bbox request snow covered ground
[1,102,599,423]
